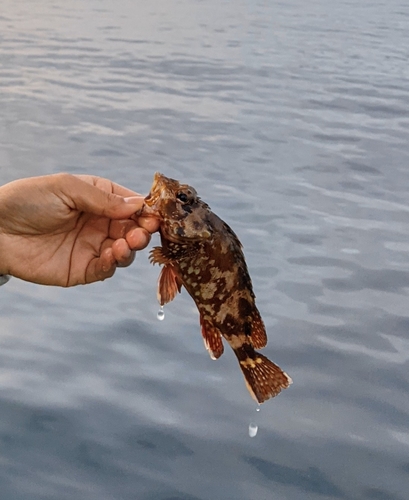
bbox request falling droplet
[157,306,165,321]
[248,403,261,438]
[249,422,258,438]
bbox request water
[249,406,261,438]
[157,306,165,321]
[1,1,409,499]
[249,422,258,438]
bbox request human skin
[0,173,159,286]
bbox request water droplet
[248,404,261,437]
[249,422,258,438]
[157,306,165,321]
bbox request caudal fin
[235,348,292,404]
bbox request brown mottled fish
[140,172,292,403]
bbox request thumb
[57,174,144,219]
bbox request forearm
[0,243,10,275]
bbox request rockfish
[141,172,292,403]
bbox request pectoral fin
[149,246,170,266]
[157,264,182,305]
[200,316,224,360]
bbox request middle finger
[109,219,138,240]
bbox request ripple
[1,1,409,499]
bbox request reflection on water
[1,0,409,499]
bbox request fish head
[142,172,213,243]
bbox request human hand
[0,173,159,286]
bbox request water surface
[1,1,409,499]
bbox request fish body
[142,172,292,403]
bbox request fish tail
[234,346,292,404]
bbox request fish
[140,172,292,403]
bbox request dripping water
[157,305,165,321]
[249,405,261,438]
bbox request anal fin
[200,316,224,360]
[157,264,182,305]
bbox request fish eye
[176,192,189,203]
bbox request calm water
[1,1,409,499]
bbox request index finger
[75,174,144,198]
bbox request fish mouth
[138,204,158,218]
[138,172,165,218]
[144,172,165,203]
[149,172,163,194]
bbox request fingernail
[124,196,144,204]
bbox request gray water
[1,1,409,499]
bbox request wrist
[0,186,10,276]
[0,231,10,275]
